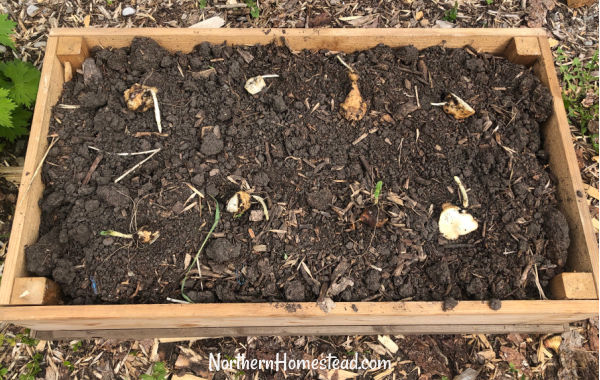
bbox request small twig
[81,154,103,186]
[150,89,162,133]
[336,55,355,73]
[166,297,190,304]
[88,146,160,156]
[533,264,548,300]
[114,149,161,183]
[414,85,420,108]
[133,131,168,137]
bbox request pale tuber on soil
[244,74,279,94]
[442,93,475,119]
[226,191,252,216]
[438,203,478,240]
[337,55,367,121]
[124,83,163,132]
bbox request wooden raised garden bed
[0,28,597,339]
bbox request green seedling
[245,0,260,18]
[71,340,82,352]
[19,353,42,380]
[141,362,167,380]
[100,229,160,244]
[443,2,458,23]
[198,0,207,9]
[556,47,599,151]
[485,0,493,4]
[373,180,383,204]
[16,329,38,347]
[181,196,221,302]
[63,361,74,371]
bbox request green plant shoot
[373,181,383,204]
[245,0,260,18]
[141,362,167,380]
[444,2,458,22]
[181,196,220,302]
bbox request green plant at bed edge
[443,2,458,22]
[0,14,40,149]
[556,47,599,152]
[245,0,260,19]
[141,362,167,380]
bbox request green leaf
[0,88,16,128]
[0,14,16,50]
[11,106,31,129]
[0,60,41,107]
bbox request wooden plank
[550,273,597,300]
[49,28,547,54]
[33,323,568,340]
[10,278,61,305]
[504,37,541,66]
[534,36,599,294]
[567,0,595,8]
[0,301,596,331]
[0,166,23,185]
[56,36,89,70]
[0,36,64,305]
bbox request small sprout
[337,56,367,121]
[99,229,159,244]
[100,230,133,239]
[244,74,279,95]
[454,176,469,208]
[438,203,478,240]
[124,84,157,112]
[226,191,251,217]
[251,194,269,221]
[442,93,475,119]
[373,180,383,205]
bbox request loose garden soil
[26,37,565,305]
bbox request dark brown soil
[26,37,565,305]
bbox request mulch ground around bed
[25,37,567,305]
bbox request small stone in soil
[206,239,241,263]
[488,298,502,310]
[122,7,136,17]
[26,4,40,17]
[200,131,224,156]
[285,280,306,301]
[82,58,103,88]
[272,95,287,113]
[443,298,459,311]
[249,210,264,222]
[306,189,333,211]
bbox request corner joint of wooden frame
[504,37,541,67]
[9,277,61,305]
[56,36,89,71]
[550,272,597,300]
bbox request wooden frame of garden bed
[0,28,597,339]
